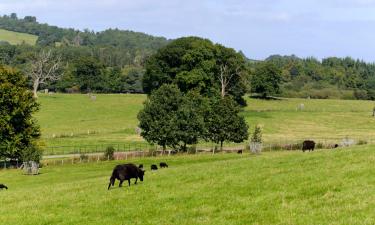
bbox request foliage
[251,55,375,100]
[137,84,183,150]
[104,146,115,160]
[204,97,249,149]
[251,125,262,143]
[251,61,282,98]
[173,91,208,151]
[0,66,41,160]
[143,36,248,105]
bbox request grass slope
[35,94,375,148]
[1,145,375,224]
[0,29,37,45]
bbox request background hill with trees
[0,13,374,100]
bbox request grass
[0,29,38,45]
[35,94,375,152]
[1,145,375,224]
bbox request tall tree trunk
[220,141,223,151]
[221,81,225,98]
[33,78,40,98]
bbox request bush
[251,125,262,143]
[21,145,43,163]
[104,146,115,160]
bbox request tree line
[1,13,375,100]
[253,55,375,100]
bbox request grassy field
[35,94,375,151]
[0,29,38,45]
[1,145,375,224]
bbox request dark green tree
[251,62,282,98]
[143,37,248,105]
[137,84,182,151]
[173,91,207,151]
[205,97,249,152]
[0,66,41,161]
[72,56,104,92]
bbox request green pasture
[0,29,37,45]
[1,145,375,224]
[35,94,375,153]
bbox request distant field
[0,29,38,45]
[35,94,375,151]
[1,145,375,224]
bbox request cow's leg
[134,177,138,184]
[119,180,124,187]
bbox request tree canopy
[143,37,248,105]
[0,66,41,161]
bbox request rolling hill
[0,28,37,45]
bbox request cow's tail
[108,170,116,190]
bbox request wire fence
[42,136,375,156]
[1,136,374,169]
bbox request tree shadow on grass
[249,95,283,101]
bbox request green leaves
[138,84,249,151]
[0,66,41,161]
[143,37,248,105]
[251,62,282,98]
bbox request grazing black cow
[151,164,158,170]
[159,162,168,168]
[138,164,143,169]
[0,184,8,190]
[108,164,145,190]
[302,140,315,152]
[237,150,243,154]
[334,144,339,148]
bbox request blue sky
[1,0,375,61]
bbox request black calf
[151,164,158,170]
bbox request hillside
[0,29,37,45]
[35,94,375,151]
[1,145,375,224]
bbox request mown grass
[35,94,375,151]
[0,29,37,45]
[1,145,375,224]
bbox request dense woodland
[0,14,375,100]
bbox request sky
[1,0,375,61]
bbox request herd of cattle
[107,162,168,190]
[0,140,342,191]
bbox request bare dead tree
[219,64,240,98]
[28,50,61,98]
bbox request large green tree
[251,62,282,98]
[143,37,248,105]
[72,56,104,92]
[0,66,41,161]
[138,84,207,152]
[205,97,249,152]
[137,84,182,151]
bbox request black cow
[108,164,145,190]
[302,140,315,152]
[237,150,243,154]
[334,144,339,148]
[159,162,168,168]
[151,164,158,170]
[0,184,8,190]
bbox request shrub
[104,146,115,160]
[251,125,262,143]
